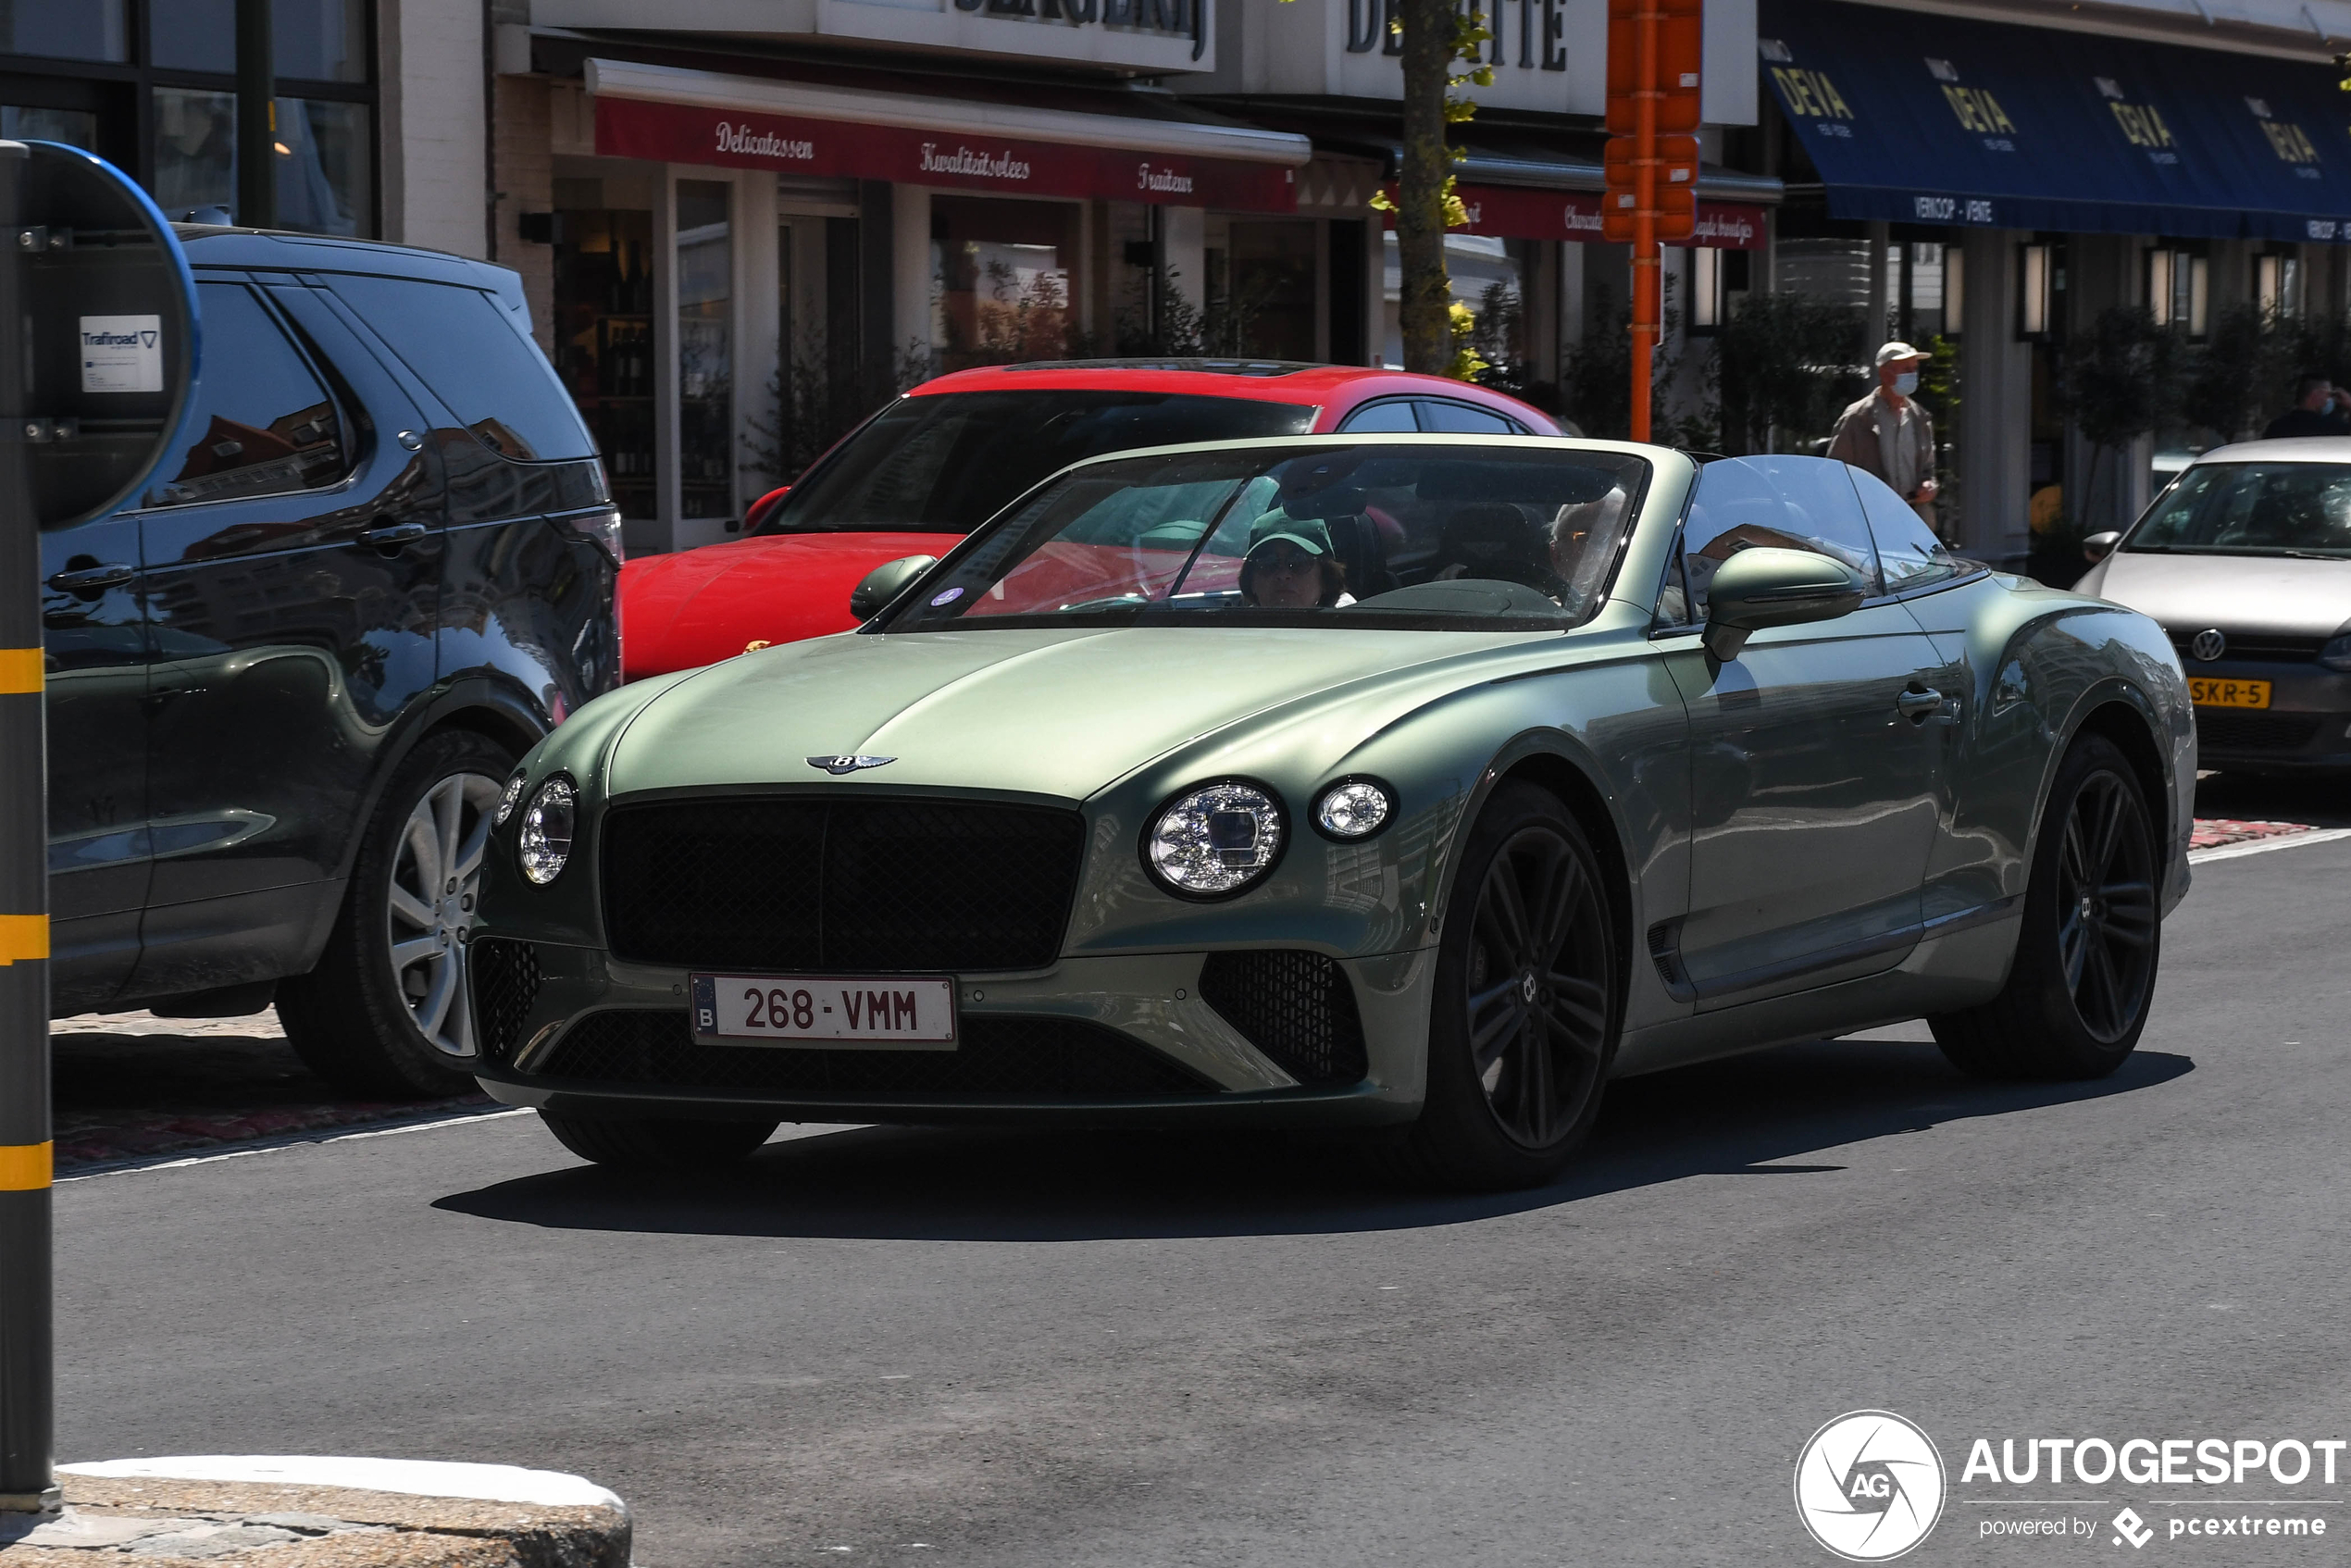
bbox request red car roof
[903,359,1559,424]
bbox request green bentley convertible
[466,437,2193,1189]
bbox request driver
[1238,514,1354,608]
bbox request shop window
[553,207,656,519]
[1377,231,1527,374]
[1896,243,1954,341]
[1226,221,1317,361]
[149,0,368,83]
[0,105,93,148]
[0,1,126,61]
[2146,247,2208,337]
[931,197,1077,371]
[678,179,733,524]
[151,88,368,234]
[2257,253,2301,319]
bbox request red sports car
[618,359,1566,678]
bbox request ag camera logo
[1795,1410,1947,1561]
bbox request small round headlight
[517,776,577,885]
[493,770,528,827]
[1145,780,1286,897]
[1313,778,1395,840]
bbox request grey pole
[236,0,275,229]
[0,138,56,1515]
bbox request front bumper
[2183,661,2351,773]
[467,939,1433,1127]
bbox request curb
[0,1460,628,1567]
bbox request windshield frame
[2120,457,2351,558]
[861,434,1658,636]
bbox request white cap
[1875,340,1925,368]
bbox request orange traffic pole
[1628,0,1659,443]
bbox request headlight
[1312,778,1395,840]
[1144,780,1286,898]
[517,776,577,885]
[493,770,528,826]
[2320,633,2351,673]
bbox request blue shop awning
[1760,0,2351,242]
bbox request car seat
[1432,503,1557,591]
[1323,514,1398,599]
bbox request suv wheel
[280,730,516,1098]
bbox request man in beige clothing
[1827,341,1937,526]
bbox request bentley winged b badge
[807,754,896,775]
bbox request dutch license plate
[690,974,957,1049]
[2189,678,2270,710]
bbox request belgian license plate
[2190,678,2270,710]
[690,974,957,1049]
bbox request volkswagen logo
[2190,628,2227,662]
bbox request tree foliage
[1712,291,1868,454]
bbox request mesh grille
[2195,709,2324,752]
[1198,951,1369,1087]
[468,938,543,1063]
[2171,631,2323,663]
[535,1009,1216,1099]
[601,798,1086,972]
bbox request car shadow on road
[433,1037,2193,1242]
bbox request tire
[1396,782,1621,1190]
[1931,732,2161,1080]
[279,730,516,1098]
[539,1110,778,1171]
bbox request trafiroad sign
[0,139,197,1512]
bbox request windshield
[877,443,1649,633]
[760,389,1318,535]
[2130,462,2351,556]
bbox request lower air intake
[468,938,543,1063]
[1198,950,1369,1087]
[534,1010,1217,1099]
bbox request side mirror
[849,555,938,621]
[1702,547,1866,661]
[2082,531,2121,564]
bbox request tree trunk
[1396,0,1453,375]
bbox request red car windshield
[757,389,1318,535]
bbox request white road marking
[2190,827,2351,865]
[58,1109,534,1183]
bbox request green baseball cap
[1246,511,1334,559]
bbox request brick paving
[50,1009,502,1176]
[2188,816,2320,851]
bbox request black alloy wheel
[1932,731,2162,1080]
[1400,782,1619,1189]
[2053,766,2159,1043]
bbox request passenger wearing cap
[1238,513,1353,608]
[1827,341,1940,526]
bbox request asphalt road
[53,831,2351,1567]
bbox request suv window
[328,273,593,462]
[1851,467,1972,588]
[1665,455,1883,623]
[146,281,345,508]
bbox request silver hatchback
[2080,437,2351,772]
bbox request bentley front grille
[601,797,1086,973]
[1198,950,1369,1087]
[535,1009,1217,1099]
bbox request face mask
[1892,370,1921,395]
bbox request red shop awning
[1387,182,1767,248]
[587,59,1312,214]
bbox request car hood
[617,530,960,679]
[606,625,1543,802]
[2090,550,2351,636]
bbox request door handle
[358,521,429,550]
[1896,686,1945,720]
[45,561,134,592]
